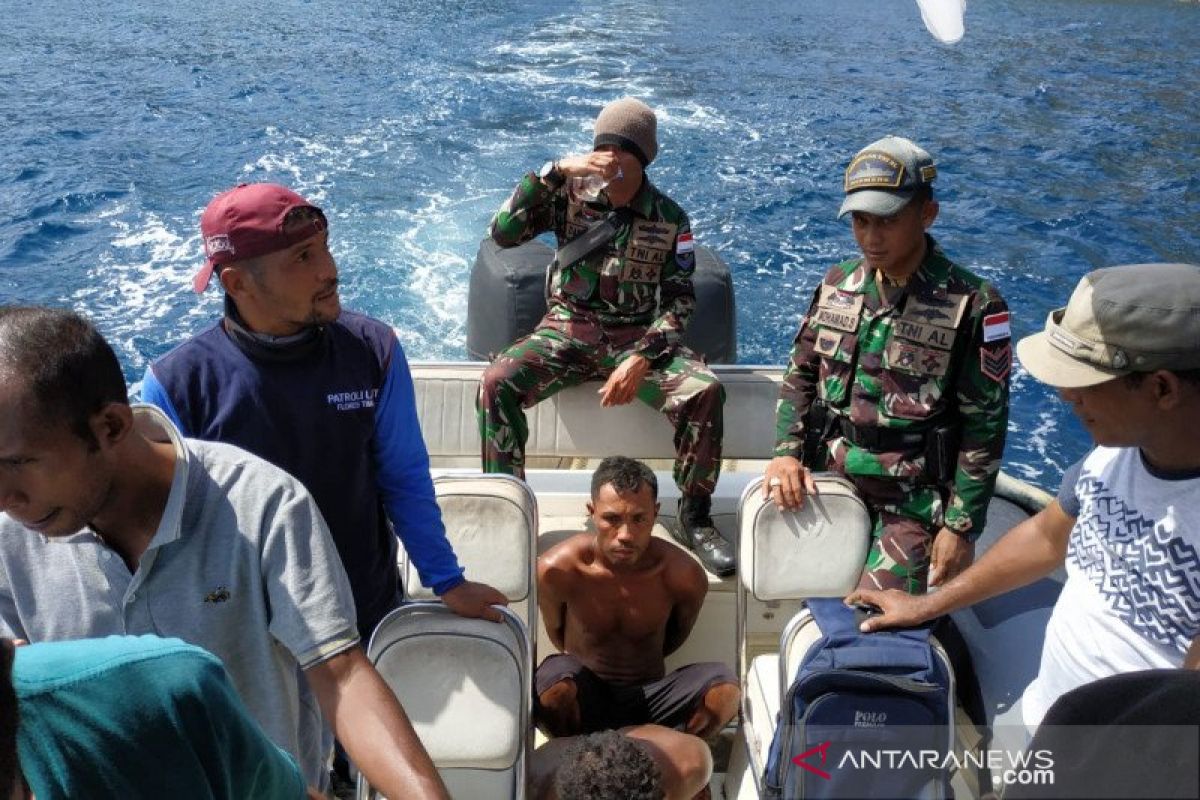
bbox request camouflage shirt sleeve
[943,287,1011,538]
[631,212,696,363]
[488,172,560,247]
[773,284,823,458]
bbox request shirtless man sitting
[536,456,740,741]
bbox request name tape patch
[893,319,956,351]
[814,306,859,333]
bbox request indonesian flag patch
[982,311,1011,343]
[980,342,1012,383]
[676,232,694,255]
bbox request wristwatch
[538,160,564,189]
[945,515,975,539]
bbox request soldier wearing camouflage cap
[848,263,1200,730]
[478,97,733,576]
[765,136,1011,594]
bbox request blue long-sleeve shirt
[142,310,463,637]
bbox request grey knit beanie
[593,97,658,167]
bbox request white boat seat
[742,608,828,780]
[744,653,782,779]
[738,476,871,601]
[731,476,873,796]
[358,603,531,800]
[400,474,538,630]
[411,362,782,466]
[735,474,872,688]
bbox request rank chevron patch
[980,342,1011,383]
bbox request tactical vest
[810,261,971,432]
[550,183,684,324]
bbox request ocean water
[1,0,1197,487]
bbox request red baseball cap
[193,183,327,292]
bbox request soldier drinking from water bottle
[478,97,733,577]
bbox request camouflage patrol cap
[838,136,937,219]
[1016,263,1200,388]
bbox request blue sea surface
[1,0,1197,487]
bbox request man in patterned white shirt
[847,262,1200,728]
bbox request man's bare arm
[625,725,713,800]
[537,548,572,652]
[306,647,449,800]
[663,551,708,656]
[848,500,1076,631]
[1184,635,1200,669]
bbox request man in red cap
[142,183,505,636]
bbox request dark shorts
[534,652,737,733]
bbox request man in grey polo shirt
[0,306,450,799]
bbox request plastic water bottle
[571,166,623,202]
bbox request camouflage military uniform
[775,238,1010,593]
[478,172,724,497]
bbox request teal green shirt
[15,636,306,799]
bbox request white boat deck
[406,362,1058,799]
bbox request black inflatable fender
[466,237,737,364]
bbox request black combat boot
[672,494,736,577]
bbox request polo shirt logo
[204,586,231,604]
[326,388,379,412]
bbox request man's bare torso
[540,533,705,685]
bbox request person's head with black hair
[0,307,127,449]
[590,455,658,501]
[0,307,160,543]
[553,730,663,800]
[587,457,661,570]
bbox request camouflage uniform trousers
[845,473,946,595]
[477,317,725,497]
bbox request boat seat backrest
[410,362,782,465]
[735,474,872,679]
[359,604,531,800]
[738,475,871,601]
[734,475,873,787]
[400,474,538,630]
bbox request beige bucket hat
[1016,263,1200,388]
